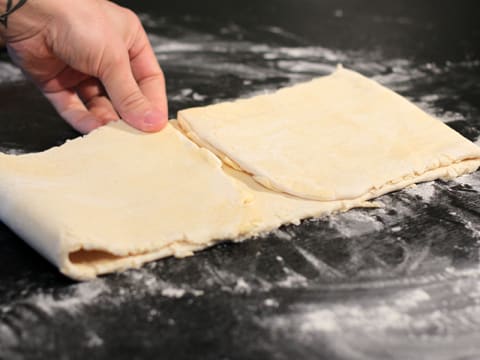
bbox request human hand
[1,0,167,133]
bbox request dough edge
[59,157,480,280]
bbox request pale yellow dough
[178,67,480,201]
[0,67,479,280]
[0,123,251,280]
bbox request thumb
[99,53,167,132]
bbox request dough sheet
[179,67,480,200]
[0,123,251,280]
[0,68,479,280]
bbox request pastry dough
[0,122,251,280]
[227,160,480,236]
[178,67,480,201]
[0,67,479,280]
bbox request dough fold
[0,123,251,280]
[0,67,479,280]
[178,67,480,201]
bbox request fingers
[129,28,168,115]
[76,78,119,125]
[45,90,106,134]
[99,49,167,133]
[40,3,168,134]
[44,78,118,134]
[41,66,89,93]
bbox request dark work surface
[1,1,480,359]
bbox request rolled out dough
[0,67,479,280]
[178,67,480,201]
[0,123,252,280]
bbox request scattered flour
[0,62,23,82]
[261,270,480,356]
[264,298,279,307]
[295,246,344,279]
[0,268,210,327]
[276,60,336,74]
[439,110,466,124]
[404,182,436,202]
[123,269,204,297]
[277,267,308,288]
[170,88,194,101]
[0,322,18,347]
[263,289,431,335]
[328,210,384,238]
[270,229,293,240]
[276,46,347,62]
[464,220,480,239]
[148,308,159,320]
[33,280,108,315]
[85,330,104,348]
[161,288,186,298]
[192,92,207,101]
[333,9,344,18]
[292,299,438,335]
[0,147,26,155]
[445,266,480,279]
[392,289,430,309]
[149,37,203,53]
[299,309,340,332]
[454,172,480,188]
[234,278,252,294]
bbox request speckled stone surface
[1,1,480,359]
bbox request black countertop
[1,1,480,359]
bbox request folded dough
[227,160,480,236]
[178,67,480,201]
[0,67,479,280]
[0,122,251,280]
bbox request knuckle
[99,52,124,78]
[141,73,165,87]
[119,91,146,111]
[123,8,141,26]
[107,52,124,67]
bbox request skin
[0,0,168,133]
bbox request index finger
[129,27,168,119]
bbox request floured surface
[2,4,480,359]
[179,67,480,200]
[0,122,250,280]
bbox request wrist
[0,0,51,42]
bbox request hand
[2,0,168,133]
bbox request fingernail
[143,108,166,131]
[144,110,158,125]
